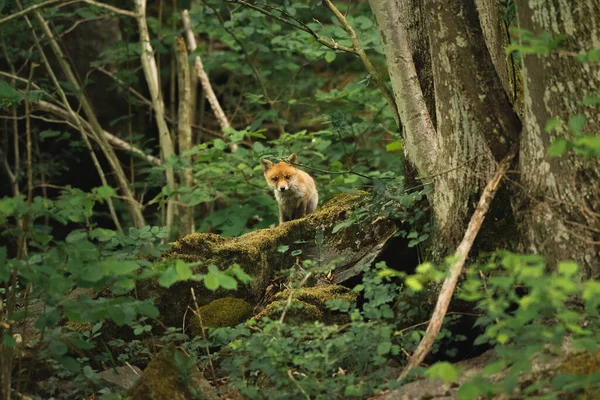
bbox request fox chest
[274,187,305,209]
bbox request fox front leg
[278,202,286,225]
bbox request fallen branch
[397,150,516,381]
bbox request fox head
[261,153,298,193]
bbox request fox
[261,153,318,225]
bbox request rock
[128,344,217,400]
[98,365,142,391]
[136,193,397,327]
[188,297,253,336]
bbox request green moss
[128,344,217,400]
[559,349,600,400]
[189,297,253,337]
[133,192,394,328]
[256,285,357,324]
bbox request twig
[189,288,217,382]
[81,0,138,17]
[0,0,136,27]
[322,0,400,126]
[287,370,311,400]
[33,100,161,166]
[225,0,354,53]
[397,149,516,381]
[0,0,61,26]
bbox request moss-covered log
[136,193,398,327]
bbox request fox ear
[287,153,297,164]
[261,159,273,172]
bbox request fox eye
[285,175,291,179]
[272,177,278,182]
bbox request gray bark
[476,0,512,98]
[516,0,600,278]
[368,0,438,178]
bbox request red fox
[261,154,318,225]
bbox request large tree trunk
[516,0,600,278]
[370,0,521,252]
[369,0,598,274]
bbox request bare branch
[224,0,355,54]
[397,150,516,381]
[81,0,137,18]
[0,0,61,26]
[0,0,136,27]
[323,0,400,127]
[34,100,161,166]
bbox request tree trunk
[175,37,195,237]
[515,0,600,278]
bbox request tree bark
[475,0,512,98]
[175,37,195,237]
[135,0,176,234]
[424,0,522,246]
[368,0,439,180]
[516,0,600,278]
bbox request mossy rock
[128,344,217,400]
[255,285,357,324]
[188,297,253,337]
[135,193,397,327]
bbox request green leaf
[405,276,423,291]
[386,141,403,152]
[425,362,460,383]
[39,130,62,140]
[277,245,289,253]
[547,138,568,158]
[457,382,482,400]
[2,334,16,348]
[95,185,116,200]
[66,229,87,243]
[175,260,192,280]
[49,340,68,356]
[377,341,392,355]
[544,118,561,132]
[568,114,586,135]
[558,261,578,277]
[204,272,219,291]
[0,81,23,108]
[324,51,336,63]
[291,250,302,256]
[158,267,178,288]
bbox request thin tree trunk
[368,0,438,177]
[135,0,176,234]
[175,37,195,237]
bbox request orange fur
[261,154,318,225]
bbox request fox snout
[278,184,289,192]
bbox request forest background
[0,0,599,399]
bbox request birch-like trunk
[135,0,176,234]
[516,0,600,278]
